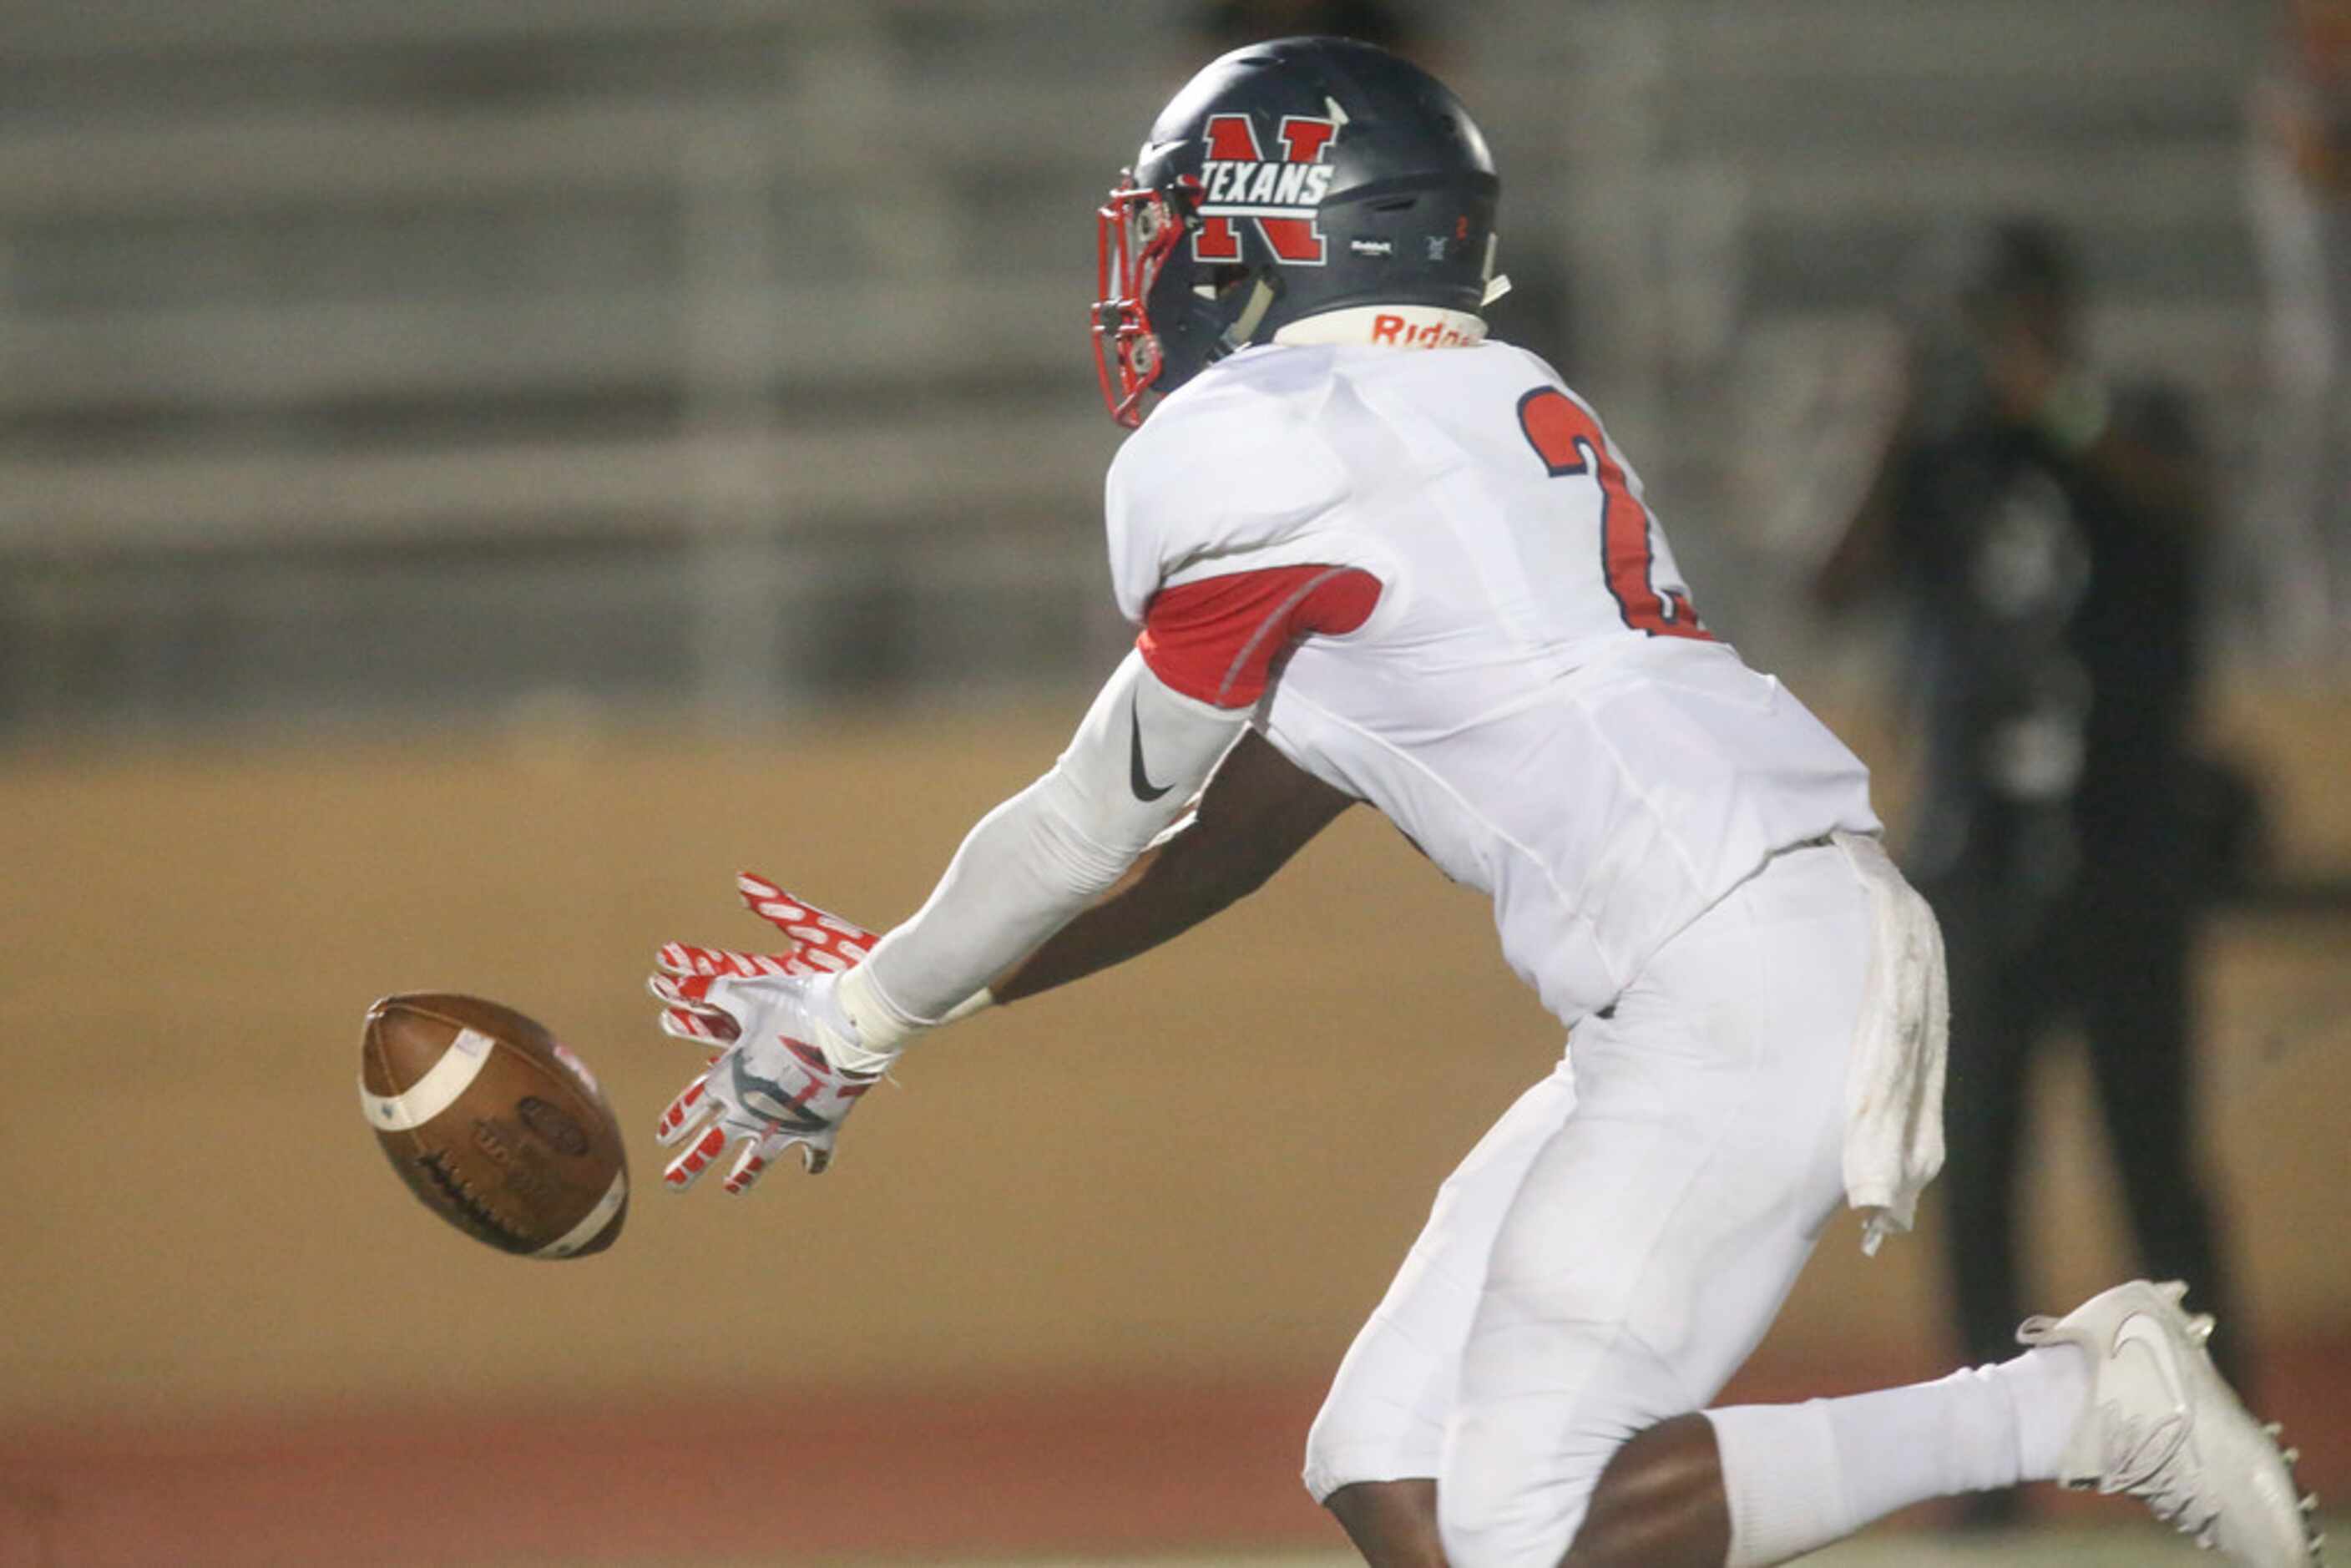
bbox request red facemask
[1091,175,1190,428]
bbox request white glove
[648,876,890,1194]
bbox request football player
[649,38,2319,1568]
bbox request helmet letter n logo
[1195,113,1340,266]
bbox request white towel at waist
[1833,830,1950,1256]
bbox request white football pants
[1302,840,1872,1567]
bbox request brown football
[359,994,628,1259]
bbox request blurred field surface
[871,1532,2351,1568]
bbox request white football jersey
[1107,340,1880,1025]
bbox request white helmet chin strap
[1272,303,1489,350]
[1228,277,1280,346]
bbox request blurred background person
[2247,0,2351,663]
[1813,217,2249,1529]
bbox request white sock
[2002,1341,2096,1481]
[1705,1345,2091,1568]
[1706,1399,1845,1568]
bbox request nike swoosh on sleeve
[1128,695,1173,802]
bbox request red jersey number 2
[1515,387,1712,640]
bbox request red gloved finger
[647,972,705,1009]
[656,1006,736,1044]
[657,943,791,980]
[721,1125,786,1196]
[662,1123,731,1191]
[736,873,876,970]
[646,972,746,1044]
[654,1076,710,1145]
[648,971,731,1016]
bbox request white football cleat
[2017,1279,2323,1565]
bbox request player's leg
[1324,1479,1442,1568]
[1305,1063,1579,1565]
[1336,1414,1734,1568]
[1557,1413,1731,1565]
[1550,859,2305,1566]
[1319,843,2308,1567]
[1712,1273,2319,1568]
[1324,1421,1735,1568]
[1694,1343,2090,1567]
[1433,844,2136,1567]
[1438,840,1873,1565]
[1565,1348,2087,1568]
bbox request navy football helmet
[1092,36,1502,425]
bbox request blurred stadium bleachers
[0,0,2283,730]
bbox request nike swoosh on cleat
[2108,1310,2193,1485]
[1128,694,1172,802]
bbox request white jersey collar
[1272,304,1488,351]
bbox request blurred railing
[0,0,2278,733]
[0,3,1175,728]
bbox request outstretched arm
[991,727,1356,1004]
[649,560,1378,1190]
[841,561,1380,1050]
[835,649,1252,1046]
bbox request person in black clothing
[1815,217,2247,1525]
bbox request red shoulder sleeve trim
[1136,564,1382,709]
